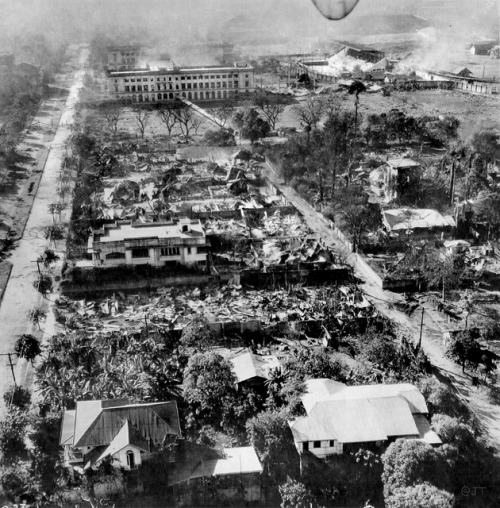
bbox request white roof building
[87,219,208,268]
[289,379,441,458]
[383,208,456,234]
[229,351,281,385]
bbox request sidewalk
[0,46,89,415]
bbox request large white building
[107,63,255,103]
[107,45,143,71]
[289,379,441,458]
[87,219,208,268]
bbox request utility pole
[1,353,17,386]
[418,307,425,352]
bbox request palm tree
[29,305,47,329]
[37,249,60,272]
[14,334,41,364]
[265,367,287,397]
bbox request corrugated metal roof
[73,400,181,448]
[369,397,419,437]
[387,158,420,169]
[73,401,104,446]
[230,351,281,383]
[413,414,443,445]
[383,208,455,231]
[291,399,388,443]
[302,380,428,414]
[190,447,263,478]
[291,397,420,444]
[60,409,76,446]
[94,420,150,466]
[291,380,430,445]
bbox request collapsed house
[289,379,441,458]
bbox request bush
[0,408,29,462]
[382,439,447,500]
[33,273,53,296]
[279,479,317,508]
[3,385,31,411]
[203,129,235,147]
[386,483,454,508]
[418,377,471,421]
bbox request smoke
[0,0,497,66]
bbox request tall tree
[337,185,382,252]
[99,102,121,138]
[233,108,270,142]
[132,107,151,138]
[155,103,178,136]
[173,104,198,137]
[212,100,236,128]
[293,95,324,131]
[254,92,287,130]
[183,352,238,430]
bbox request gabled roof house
[289,379,441,458]
[60,398,182,471]
[230,350,281,387]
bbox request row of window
[128,245,206,258]
[160,247,180,257]
[124,89,246,103]
[119,73,249,83]
[303,440,336,451]
[121,80,247,92]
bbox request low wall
[239,268,350,288]
[242,205,297,219]
[60,274,215,296]
[205,318,324,339]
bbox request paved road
[0,46,89,414]
[262,161,500,449]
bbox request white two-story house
[87,219,209,268]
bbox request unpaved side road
[262,161,500,451]
[0,46,89,416]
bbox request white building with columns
[107,63,255,103]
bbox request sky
[0,0,497,51]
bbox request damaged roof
[230,350,281,383]
[61,399,181,449]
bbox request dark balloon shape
[311,0,360,20]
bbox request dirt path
[0,45,89,416]
[262,161,500,450]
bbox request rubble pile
[55,284,374,333]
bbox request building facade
[87,219,209,268]
[107,63,255,103]
[107,45,142,71]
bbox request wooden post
[418,308,424,351]
[8,353,16,386]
